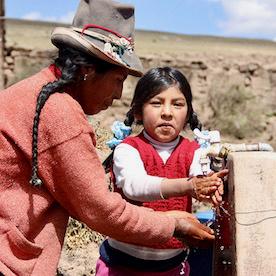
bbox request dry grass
[64,218,105,251]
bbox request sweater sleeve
[113,143,163,201]
[39,132,175,246]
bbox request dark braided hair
[189,111,202,132]
[30,47,117,186]
[102,66,202,173]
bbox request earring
[83,74,88,81]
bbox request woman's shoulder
[0,67,94,154]
[38,93,93,150]
[44,92,86,122]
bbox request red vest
[114,133,199,249]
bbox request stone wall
[3,46,56,87]
[96,52,276,150]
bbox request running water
[212,200,234,276]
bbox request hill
[6,18,276,55]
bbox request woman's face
[138,86,188,143]
[74,66,129,115]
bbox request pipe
[193,128,274,174]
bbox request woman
[0,1,215,275]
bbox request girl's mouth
[159,123,173,128]
[158,124,174,131]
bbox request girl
[96,67,227,275]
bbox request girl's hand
[210,169,228,206]
[190,169,228,206]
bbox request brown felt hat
[51,0,143,77]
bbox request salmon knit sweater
[0,67,175,276]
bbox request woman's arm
[39,132,176,246]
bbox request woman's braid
[30,59,78,186]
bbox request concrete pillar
[0,0,5,89]
[213,152,276,276]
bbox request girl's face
[138,86,188,143]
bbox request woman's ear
[79,66,96,81]
[86,66,96,78]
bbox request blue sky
[5,0,276,41]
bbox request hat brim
[51,27,143,77]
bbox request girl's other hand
[210,169,228,206]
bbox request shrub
[208,75,264,139]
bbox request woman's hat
[51,0,143,77]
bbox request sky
[5,0,276,42]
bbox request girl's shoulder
[178,135,200,150]
[122,132,149,147]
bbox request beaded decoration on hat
[51,0,143,77]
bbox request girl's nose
[161,104,173,118]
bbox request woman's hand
[189,169,228,206]
[163,210,198,221]
[172,214,215,248]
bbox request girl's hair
[30,47,117,186]
[103,67,202,173]
[125,67,201,130]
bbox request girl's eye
[150,101,161,106]
[174,102,185,107]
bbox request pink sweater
[0,67,175,276]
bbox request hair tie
[106,121,132,149]
[193,128,211,149]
